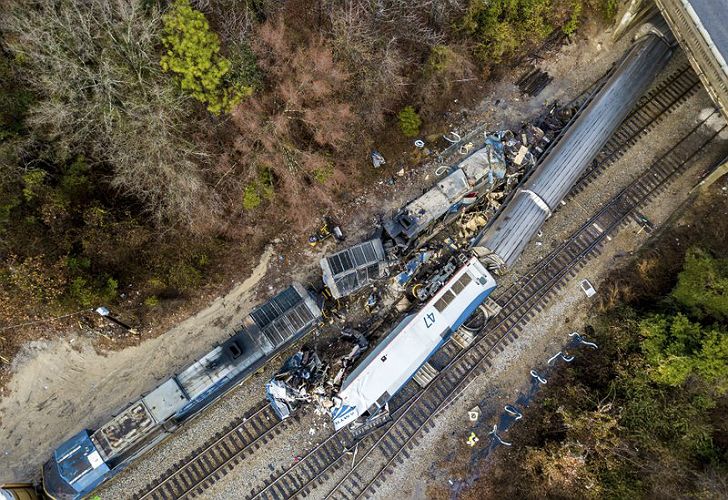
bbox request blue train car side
[42,283,321,500]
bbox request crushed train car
[266,349,327,420]
[384,134,508,248]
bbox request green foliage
[461,0,557,64]
[242,184,262,210]
[144,295,160,307]
[166,263,202,293]
[426,45,454,74]
[160,0,253,114]
[59,156,91,201]
[242,166,276,209]
[21,170,47,202]
[397,106,422,138]
[636,249,728,393]
[313,163,335,184]
[672,247,728,321]
[67,276,118,308]
[257,166,275,199]
[638,250,728,393]
[599,0,619,21]
[563,0,583,36]
[228,41,264,92]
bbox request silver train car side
[474,15,676,269]
[42,283,321,500]
[331,257,496,430]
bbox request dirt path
[0,246,276,481]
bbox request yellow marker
[466,432,479,447]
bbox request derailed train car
[42,284,321,500]
[330,257,496,431]
[330,14,678,436]
[384,135,508,248]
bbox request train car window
[451,272,472,295]
[227,341,243,359]
[434,290,456,312]
[458,272,472,288]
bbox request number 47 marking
[424,313,436,328]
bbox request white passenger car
[330,257,497,430]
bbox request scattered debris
[308,217,345,247]
[266,349,328,420]
[569,331,599,349]
[443,132,461,144]
[466,432,479,447]
[504,405,522,420]
[371,150,386,168]
[530,370,547,385]
[488,424,512,446]
[517,66,553,96]
[579,278,597,297]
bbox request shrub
[426,45,454,74]
[313,163,334,184]
[22,169,46,202]
[257,166,275,200]
[144,295,160,307]
[160,0,253,114]
[672,247,728,320]
[398,106,422,137]
[242,184,261,210]
[563,1,583,36]
[67,275,118,308]
[166,263,202,293]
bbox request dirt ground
[0,16,699,487]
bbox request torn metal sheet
[266,350,327,420]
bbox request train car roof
[321,238,387,299]
[333,259,496,429]
[43,430,109,499]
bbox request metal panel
[90,401,156,462]
[141,379,188,423]
[321,239,387,299]
[475,21,675,267]
[437,169,470,203]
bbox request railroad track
[134,402,297,500]
[130,63,703,500]
[246,112,726,500]
[568,63,701,197]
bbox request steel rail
[331,116,726,500]
[129,63,704,500]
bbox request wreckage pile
[266,103,577,419]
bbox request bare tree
[2,0,218,228]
